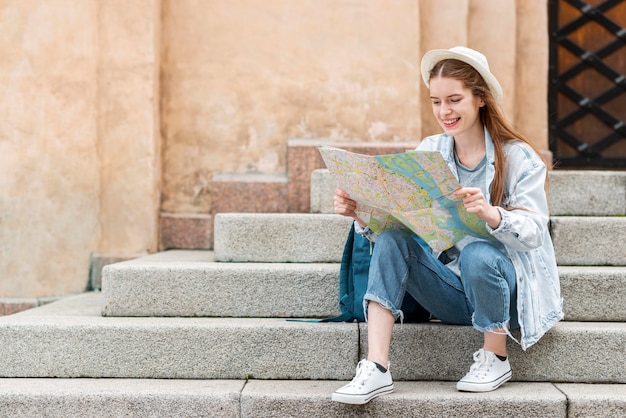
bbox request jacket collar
[438,125,495,165]
[439,125,496,202]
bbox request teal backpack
[322,223,431,323]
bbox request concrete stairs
[0,166,625,416]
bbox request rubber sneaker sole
[331,383,394,405]
[456,369,512,392]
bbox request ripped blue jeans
[363,230,519,332]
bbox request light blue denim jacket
[418,128,564,350]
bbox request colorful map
[319,146,494,252]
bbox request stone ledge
[211,173,288,215]
[0,379,623,418]
[0,378,242,418]
[0,299,38,316]
[101,252,340,318]
[159,212,213,250]
[3,293,625,383]
[0,296,62,317]
[89,253,147,291]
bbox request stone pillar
[0,1,100,298]
[96,0,161,254]
[419,0,470,138]
[0,0,161,302]
[468,0,517,118]
[516,0,550,152]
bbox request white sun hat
[420,46,503,104]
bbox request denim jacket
[418,128,564,350]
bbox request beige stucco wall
[0,0,160,299]
[161,0,549,214]
[0,0,548,299]
[97,0,161,254]
[0,1,100,298]
[160,0,424,213]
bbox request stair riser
[102,262,341,318]
[0,317,357,380]
[0,379,242,418]
[213,213,353,262]
[547,171,626,216]
[559,267,626,321]
[214,213,626,266]
[102,255,626,322]
[242,381,568,418]
[4,380,624,418]
[311,169,626,217]
[551,217,626,266]
[1,297,624,383]
[365,322,626,383]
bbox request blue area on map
[375,152,491,241]
[375,152,445,201]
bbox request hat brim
[420,49,503,104]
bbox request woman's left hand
[453,187,502,229]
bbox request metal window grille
[549,0,626,168]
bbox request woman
[331,46,563,405]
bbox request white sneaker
[456,349,512,392]
[331,359,394,404]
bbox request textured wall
[0,1,99,297]
[160,0,423,213]
[96,0,161,254]
[161,0,549,214]
[0,0,160,299]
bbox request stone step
[0,378,243,418]
[2,378,624,418]
[160,167,625,251]
[550,216,626,266]
[213,213,353,262]
[102,251,626,322]
[0,379,624,418]
[101,250,341,318]
[311,168,626,217]
[559,266,626,322]
[0,293,357,380]
[2,293,625,383]
[211,173,289,215]
[213,213,626,266]
[547,170,626,216]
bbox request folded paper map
[319,145,494,252]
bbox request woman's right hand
[333,188,358,218]
[334,188,369,229]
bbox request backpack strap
[290,223,361,323]
[318,311,355,322]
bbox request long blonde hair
[429,59,546,208]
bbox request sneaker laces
[467,349,493,379]
[347,360,375,389]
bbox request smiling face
[429,76,485,142]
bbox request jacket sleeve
[354,221,378,242]
[487,146,550,251]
